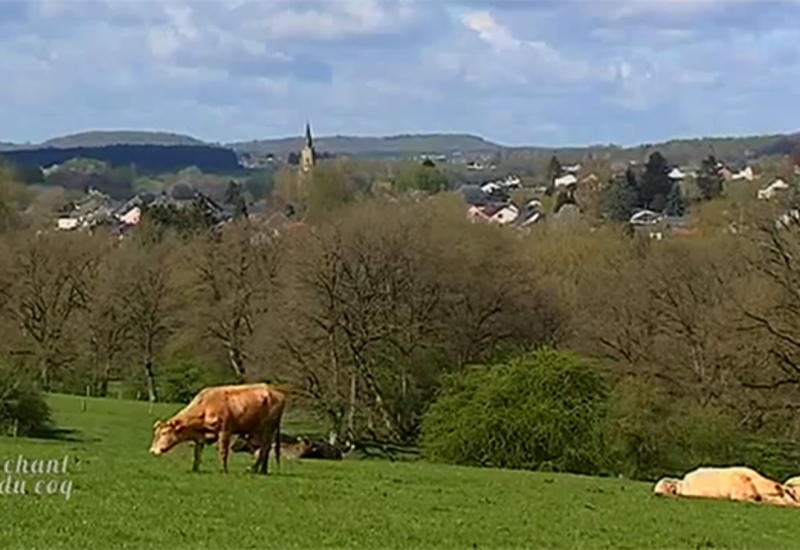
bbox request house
[732,166,755,182]
[467,161,485,171]
[668,168,686,181]
[630,209,663,225]
[467,203,519,225]
[57,217,79,231]
[758,179,790,200]
[554,174,578,189]
[459,184,495,207]
[515,200,543,228]
[119,206,141,226]
[481,182,503,195]
[487,204,519,225]
[564,164,581,174]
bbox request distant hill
[2,144,241,175]
[2,129,799,168]
[228,133,504,157]
[40,130,208,149]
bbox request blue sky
[1,0,800,147]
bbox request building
[300,122,317,173]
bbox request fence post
[81,385,89,412]
[12,418,18,438]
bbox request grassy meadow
[1,394,800,549]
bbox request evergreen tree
[545,155,563,195]
[640,152,672,211]
[665,182,686,217]
[224,180,248,220]
[696,155,724,201]
[601,171,638,222]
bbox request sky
[1,0,800,147]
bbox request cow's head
[149,419,186,456]
[653,477,680,497]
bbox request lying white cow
[654,466,800,507]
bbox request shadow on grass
[27,426,99,443]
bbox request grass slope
[1,394,800,549]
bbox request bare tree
[0,231,103,389]
[191,221,283,381]
[82,246,131,395]
[120,239,180,403]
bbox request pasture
[1,395,800,549]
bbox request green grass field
[2,394,800,549]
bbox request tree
[120,240,180,403]
[192,222,283,381]
[665,183,686,217]
[0,232,103,389]
[546,155,563,184]
[224,180,248,220]
[601,171,639,222]
[83,250,130,396]
[696,155,724,201]
[640,152,672,211]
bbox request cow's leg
[218,430,232,474]
[249,433,266,474]
[258,425,275,475]
[274,421,281,469]
[192,441,204,472]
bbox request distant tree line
[1,144,242,176]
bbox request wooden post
[148,400,154,414]
[12,418,18,438]
[81,385,89,412]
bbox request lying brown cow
[233,435,344,461]
[654,466,800,507]
[149,383,286,474]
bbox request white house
[668,168,686,180]
[118,206,142,226]
[554,174,578,188]
[630,210,663,225]
[564,164,582,174]
[57,217,79,231]
[758,179,790,200]
[481,182,503,194]
[732,166,754,182]
[489,204,519,225]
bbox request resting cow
[149,383,286,474]
[233,435,344,461]
[654,466,800,507]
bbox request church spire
[304,121,313,148]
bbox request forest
[2,156,800,482]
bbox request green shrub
[420,350,609,475]
[157,359,234,404]
[0,365,53,437]
[603,377,743,481]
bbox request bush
[420,350,609,475]
[603,377,743,481]
[157,359,234,404]
[0,365,53,437]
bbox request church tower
[300,122,316,173]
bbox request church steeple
[300,121,316,173]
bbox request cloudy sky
[1,0,799,147]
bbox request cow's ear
[153,420,163,430]
[170,418,185,431]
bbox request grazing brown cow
[149,383,286,474]
[654,466,800,507]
